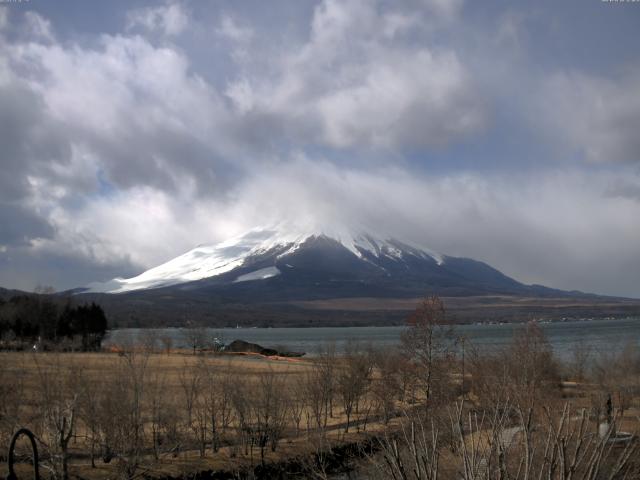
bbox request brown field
[2,319,640,479]
[291,294,640,312]
[1,349,396,479]
[288,294,640,323]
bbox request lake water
[104,317,640,360]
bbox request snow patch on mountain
[234,266,281,283]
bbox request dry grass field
[2,313,640,479]
[289,295,640,323]
[1,348,400,479]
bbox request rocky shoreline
[222,339,305,358]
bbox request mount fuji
[76,226,638,327]
[84,226,525,297]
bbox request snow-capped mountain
[86,227,445,294]
[76,225,610,327]
[84,225,531,299]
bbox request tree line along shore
[0,294,108,351]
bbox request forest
[0,295,108,351]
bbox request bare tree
[370,348,401,424]
[252,368,288,464]
[229,376,254,457]
[469,323,560,412]
[508,322,560,408]
[304,364,332,433]
[288,375,307,437]
[568,340,592,382]
[147,370,168,460]
[160,335,173,354]
[317,343,337,422]
[182,326,207,354]
[377,417,441,480]
[203,361,234,453]
[34,355,79,480]
[122,349,149,477]
[140,329,159,352]
[400,296,454,410]
[376,400,638,480]
[78,370,103,468]
[337,342,372,432]
[97,349,150,479]
[178,358,204,453]
[591,339,640,425]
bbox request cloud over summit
[0,0,639,297]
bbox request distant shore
[94,294,640,329]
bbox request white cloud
[421,0,464,21]
[215,14,255,65]
[7,30,233,194]
[0,7,8,32]
[223,0,485,150]
[315,49,484,148]
[1,1,639,298]
[223,158,640,297]
[126,2,188,37]
[23,153,640,296]
[38,187,224,270]
[225,78,255,114]
[216,15,253,44]
[540,70,640,163]
[24,11,54,42]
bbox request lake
[103,317,640,360]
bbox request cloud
[216,15,253,44]
[5,30,237,197]
[215,14,255,66]
[3,0,483,202]
[0,203,55,247]
[0,70,66,247]
[23,11,54,42]
[0,0,639,299]
[223,0,487,150]
[0,9,245,289]
[223,159,640,297]
[42,186,229,271]
[606,175,640,202]
[314,49,484,148]
[422,0,464,21]
[540,69,640,163]
[126,2,188,37]
[0,7,7,31]
[9,151,639,297]
[0,246,137,293]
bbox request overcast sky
[1,0,639,297]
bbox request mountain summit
[85,226,529,297]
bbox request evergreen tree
[0,295,108,350]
